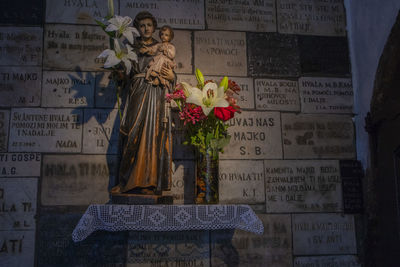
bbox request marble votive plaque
[300,77,353,114]
[211,214,292,267]
[0,230,35,267]
[0,178,37,230]
[41,154,116,205]
[82,109,120,154]
[46,0,115,25]
[219,160,265,204]
[120,0,205,30]
[282,113,355,159]
[0,67,41,107]
[255,78,300,111]
[0,153,41,177]
[206,0,276,32]
[292,213,357,255]
[265,160,342,213]
[194,31,247,76]
[8,108,82,153]
[171,160,195,204]
[277,0,346,36]
[0,27,42,66]
[294,255,361,267]
[42,71,95,108]
[44,24,109,71]
[221,111,282,160]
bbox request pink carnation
[179,104,207,125]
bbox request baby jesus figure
[141,25,176,90]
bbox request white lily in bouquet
[95,0,139,119]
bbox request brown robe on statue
[112,38,173,194]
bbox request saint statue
[111,11,175,196]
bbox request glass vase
[195,147,219,204]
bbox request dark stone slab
[340,160,364,213]
[0,0,43,25]
[248,32,300,77]
[299,36,351,75]
[37,209,127,267]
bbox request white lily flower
[105,15,139,44]
[183,82,229,116]
[97,39,138,74]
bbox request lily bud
[108,0,114,17]
[195,68,204,89]
[219,76,228,92]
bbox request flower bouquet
[167,68,241,204]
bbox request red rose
[214,106,237,121]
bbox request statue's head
[134,11,157,39]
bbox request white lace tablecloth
[72,204,264,242]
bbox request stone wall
[0,1,362,266]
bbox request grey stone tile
[0,110,9,152]
[294,255,361,267]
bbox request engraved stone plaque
[170,30,192,74]
[9,108,82,153]
[208,76,255,110]
[219,160,265,204]
[277,0,346,36]
[206,0,276,32]
[37,210,127,266]
[255,78,300,111]
[0,153,41,177]
[299,36,350,75]
[292,213,357,255]
[41,154,116,205]
[282,114,355,159]
[300,77,353,113]
[0,178,37,230]
[0,67,41,107]
[248,33,300,77]
[171,111,195,160]
[211,214,292,266]
[120,0,205,30]
[42,71,95,108]
[0,110,9,152]
[176,74,197,85]
[0,27,42,66]
[44,24,109,71]
[95,71,121,108]
[0,230,35,267]
[46,0,116,25]
[194,31,247,76]
[82,109,120,154]
[0,0,43,25]
[294,255,362,267]
[221,111,282,159]
[127,231,210,266]
[265,160,343,213]
[171,160,195,204]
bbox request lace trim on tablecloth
[72,204,264,242]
